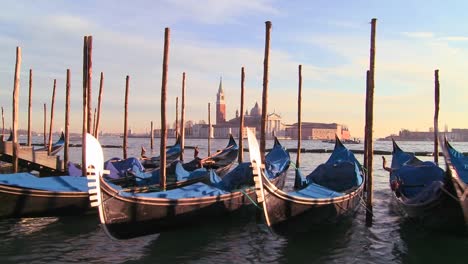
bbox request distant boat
[322,137,360,144]
[180,134,239,176]
[34,132,65,155]
[140,136,182,169]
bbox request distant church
[210,77,352,140]
[213,77,282,138]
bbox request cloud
[439,36,468,42]
[401,31,435,38]
[162,0,280,24]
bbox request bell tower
[216,77,226,124]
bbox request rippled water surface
[1,136,467,263]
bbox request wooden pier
[0,141,64,174]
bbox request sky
[0,0,467,138]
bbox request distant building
[446,128,468,141]
[380,127,468,142]
[179,79,354,139]
[216,77,226,124]
[285,122,351,140]
[214,98,278,138]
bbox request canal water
[0,136,467,263]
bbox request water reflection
[2,139,468,263]
[398,220,468,264]
[0,215,158,264]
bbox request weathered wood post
[123,75,129,159]
[93,108,97,137]
[2,107,4,138]
[208,102,211,156]
[296,64,302,168]
[43,103,47,147]
[82,36,89,176]
[159,27,170,190]
[95,72,104,139]
[294,64,303,189]
[47,79,57,155]
[12,47,21,173]
[175,96,179,138]
[364,70,370,190]
[261,21,272,162]
[434,69,440,164]
[27,69,33,146]
[238,67,245,163]
[86,36,93,134]
[180,72,186,161]
[150,121,154,149]
[64,69,70,171]
[365,18,377,226]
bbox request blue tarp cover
[111,182,229,199]
[289,183,344,198]
[0,173,88,192]
[391,159,444,198]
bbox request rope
[239,188,262,210]
[359,195,374,216]
[440,185,460,202]
[289,161,298,170]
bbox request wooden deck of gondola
[0,141,64,173]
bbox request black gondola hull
[0,184,90,218]
[261,179,364,233]
[100,173,286,239]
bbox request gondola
[0,173,90,218]
[383,139,460,225]
[248,131,364,233]
[140,136,182,169]
[441,137,468,228]
[0,158,215,219]
[178,134,239,176]
[35,131,65,155]
[86,132,290,239]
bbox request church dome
[250,102,261,116]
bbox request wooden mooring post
[93,108,97,138]
[434,69,440,164]
[294,64,303,189]
[208,103,211,156]
[238,67,245,163]
[123,75,129,159]
[27,69,32,146]
[12,47,21,173]
[296,64,302,168]
[64,69,70,171]
[150,121,154,150]
[365,18,377,226]
[159,27,170,190]
[261,21,272,162]
[175,97,179,138]
[86,36,93,134]
[1,107,4,138]
[82,35,91,176]
[43,103,47,147]
[180,72,186,161]
[95,72,104,139]
[47,79,56,155]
